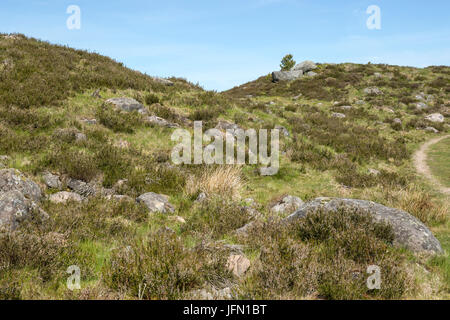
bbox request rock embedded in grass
[42,172,62,190]
[425,113,444,123]
[226,254,251,277]
[105,97,145,112]
[285,197,444,254]
[271,195,304,215]
[0,168,42,202]
[136,192,175,214]
[49,191,82,204]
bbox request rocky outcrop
[272,70,303,82]
[285,197,443,254]
[136,192,175,214]
[105,97,145,112]
[292,60,317,73]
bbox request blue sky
[1,0,449,91]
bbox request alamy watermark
[66,265,81,290]
[66,5,81,30]
[367,265,381,290]
[366,5,381,30]
[171,121,280,175]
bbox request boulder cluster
[272,60,317,82]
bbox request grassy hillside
[0,34,449,300]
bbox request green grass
[427,136,450,188]
[1,34,449,300]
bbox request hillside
[0,34,449,300]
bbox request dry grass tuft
[186,166,244,200]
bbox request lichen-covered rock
[136,192,174,213]
[363,87,383,95]
[0,168,42,202]
[285,197,443,254]
[43,172,62,189]
[272,70,303,82]
[0,190,37,230]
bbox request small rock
[332,112,346,118]
[425,127,439,133]
[42,172,62,189]
[340,105,353,110]
[258,167,278,176]
[49,192,82,204]
[425,113,444,123]
[235,221,255,237]
[196,192,208,202]
[136,192,175,214]
[363,87,383,95]
[145,115,179,128]
[67,179,96,197]
[226,254,250,277]
[80,118,97,125]
[393,118,402,124]
[416,102,429,110]
[169,215,186,224]
[105,194,133,202]
[274,125,290,137]
[91,89,102,98]
[271,195,304,215]
[368,168,381,176]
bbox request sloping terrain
[0,34,449,300]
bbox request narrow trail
[413,134,450,196]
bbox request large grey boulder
[285,197,443,254]
[0,169,42,202]
[272,70,303,82]
[136,192,175,214]
[293,60,317,73]
[425,113,444,123]
[105,97,145,112]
